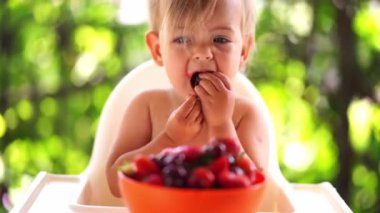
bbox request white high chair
[79,60,296,211]
[11,60,352,213]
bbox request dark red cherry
[191,72,201,88]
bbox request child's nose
[192,44,213,61]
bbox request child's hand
[194,72,235,128]
[165,95,203,144]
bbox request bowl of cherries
[118,138,266,213]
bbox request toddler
[106,0,270,198]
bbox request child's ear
[145,31,163,66]
[240,34,254,68]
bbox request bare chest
[149,103,210,146]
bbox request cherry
[187,167,215,188]
[133,155,160,179]
[191,72,201,88]
[202,142,227,158]
[249,170,265,185]
[226,154,236,165]
[230,175,251,187]
[152,148,175,168]
[218,170,250,188]
[162,164,188,187]
[163,152,186,166]
[230,166,245,176]
[181,146,202,163]
[208,156,229,175]
[120,138,264,189]
[237,156,256,175]
[143,174,164,185]
[217,138,241,157]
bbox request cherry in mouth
[191,72,201,88]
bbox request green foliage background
[0,0,379,212]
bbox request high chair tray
[10,171,352,213]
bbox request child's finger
[198,79,217,95]
[213,72,232,90]
[177,95,197,119]
[193,101,204,124]
[194,85,208,100]
[194,111,204,124]
[199,73,224,91]
[186,100,202,121]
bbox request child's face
[157,0,252,98]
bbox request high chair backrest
[81,60,294,211]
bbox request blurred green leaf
[354,6,380,50]
[16,99,34,121]
[0,114,6,138]
[348,99,373,153]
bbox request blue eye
[213,37,229,44]
[174,37,190,44]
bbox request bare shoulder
[235,97,256,110]
[123,89,172,127]
[130,89,173,138]
[111,89,172,156]
[132,89,171,105]
[131,88,173,119]
[233,96,271,130]
[233,97,257,122]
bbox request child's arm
[235,99,270,172]
[106,92,203,197]
[194,72,269,172]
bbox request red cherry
[187,167,215,188]
[134,155,161,179]
[214,138,241,156]
[218,170,250,188]
[208,156,229,175]
[230,166,245,176]
[236,156,255,175]
[203,141,227,158]
[249,170,265,185]
[181,146,202,163]
[231,175,251,187]
[143,174,164,185]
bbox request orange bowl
[118,171,266,213]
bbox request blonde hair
[148,0,256,37]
